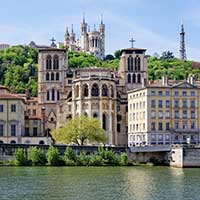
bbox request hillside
[0,45,199,96]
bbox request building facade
[128,76,200,147]
[63,17,105,60]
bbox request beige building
[128,76,200,147]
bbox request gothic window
[46,55,52,70]
[127,74,131,83]
[57,91,60,101]
[47,91,50,101]
[137,74,141,83]
[135,55,140,71]
[75,85,79,98]
[91,83,99,96]
[102,84,108,97]
[132,74,136,83]
[111,85,114,98]
[53,55,59,69]
[128,56,133,71]
[83,84,89,97]
[51,72,54,81]
[46,73,49,81]
[103,113,107,130]
[56,72,59,81]
[52,89,55,101]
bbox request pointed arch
[83,84,89,97]
[51,72,54,81]
[52,89,55,101]
[103,113,107,130]
[57,90,60,101]
[47,90,50,101]
[93,113,98,118]
[53,55,59,69]
[132,74,136,83]
[46,73,49,81]
[102,84,108,97]
[46,55,52,70]
[135,55,141,71]
[137,74,141,83]
[111,85,114,98]
[91,83,99,96]
[56,72,59,81]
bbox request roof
[120,48,146,55]
[0,85,9,90]
[38,47,67,52]
[0,93,25,102]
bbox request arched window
[51,73,54,81]
[127,74,131,83]
[111,85,114,98]
[128,56,133,71]
[93,113,98,118]
[91,83,99,96]
[132,74,136,83]
[47,91,50,101]
[39,140,44,145]
[83,112,88,117]
[103,114,107,130]
[53,55,59,69]
[56,72,59,81]
[57,91,60,101]
[52,89,55,101]
[46,55,52,70]
[102,84,108,97]
[83,84,88,97]
[135,55,140,71]
[75,85,79,98]
[137,74,141,83]
[46,73,49,81]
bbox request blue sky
[1,0,200,60]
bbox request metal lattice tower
[180,21,187,60]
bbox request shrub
[64,147,77,166]
[14,148,28,166]
[89,154,104,166]
[28,147,47,166]
[120,153,128,166]
[77,151,90,166]
[46,146,60,166]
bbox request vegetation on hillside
[1,46,199,97]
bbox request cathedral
[37,41,147,146]
[63,16,105,60]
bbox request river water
[0,166,200,200]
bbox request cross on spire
[50,37,56,47]
[129,37,136,48]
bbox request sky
[1,0,200,60]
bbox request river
[0,166,199,200]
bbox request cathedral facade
[64,17,105,60]
[38,44,147,146]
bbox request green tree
[51,115,107,145]
[46,146,60,166]
[114,50,121,59]
[14,148,28,166]
[28,147,47,166]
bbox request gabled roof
[171,81,198,89]
[120,48,146,55]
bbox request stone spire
[180,19,187,60]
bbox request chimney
[162,76,168,86]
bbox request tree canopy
[51,115,107,145]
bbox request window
[132,74,136,83]
[127,74,131,83]
[158,123,163,130]
[137,74,141,83]
[46,73,49,81]
[191,91,195,96]
[135,55,140,71]
[174,91,179,96]
[158,111,163,119]
[127,56,133,71]
[175,111,179,119]
[51,72,54,81]
[0,105,3,112]
[117,124,121,132]
[182,91,187,96]
[52,89,55,101]
[151,100,155,108]
[191,122,195,130]
[11,104,16,112]
[175,122,179,129]
[182,100,187,108]
[11,124,16,136]
[91,84,99,96]
[151,91,156,96]
[56,72,59,81]
[166,123,170,131]
[166,100,170,108]
[183,110,187,119]
[183,122,187,130]
[190,100,195,108]
[47,91,50,101]
[0,124,3,136]
[25,128,29,136]
[33,109,36,116]
[191,111,195,119]
[102,114,107,130]
[33,120,38,125]
[46,55,52,69]
[102,84,108,97]
[165,111,170,119]
[166,91,170,96]
[151,122,156,130]
[33,127,38,136]
[158,100,162,108]
[53,55,59,69]
[151,111,156,118]
[158,91,163,96]
[174,100,179,108]
[57,91,60,101]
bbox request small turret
[70,24,76,42]
[99,14,105,35]
[81,13,87,34]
